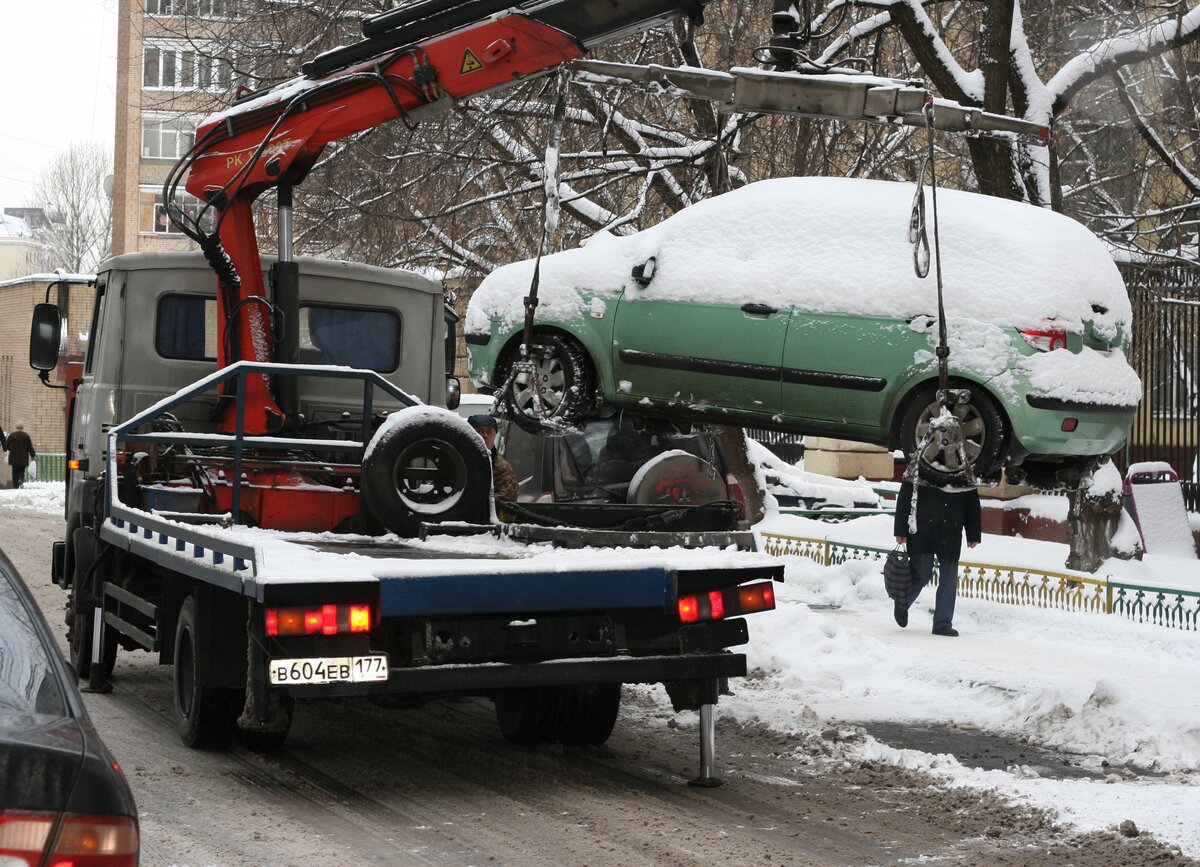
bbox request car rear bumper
[1011,395,1136,457]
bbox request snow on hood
[466,177,1131,341]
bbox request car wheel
[67,528,117,679]
[174,595,237,749]
[899,385,1005,486]
[362,413,492,537]
[502,332,594,433]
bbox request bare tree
[29,141,113,272]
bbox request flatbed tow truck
[27,0,1042,784]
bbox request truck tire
[555,683,621,747]
[495,686,562,745]
[495,684,620,747]
[67,528,117,679]
[174,595,237,749]
[362,413,491,537]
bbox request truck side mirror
[30,303,63,372]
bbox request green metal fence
[30,453,67,483]
[761,531,1200,632]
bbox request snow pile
[467,176,1131,342]
[0,482,64,516]
[721,510,1200,853]
[747,438,881,510]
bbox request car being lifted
[465,176,1139,488]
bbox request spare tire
[627,451,727,506]
[362,407,492,537]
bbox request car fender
[477,294,622,398]
[883,368,1004,450]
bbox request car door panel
[611,296,789,417]
[781,312,918,433]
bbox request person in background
[6,422,35,490]
[893,480,981,637]
[467,414,518,513]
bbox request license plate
[268,655,389,686]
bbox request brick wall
[0,277,94,474]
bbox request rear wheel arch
[494,325,609,400]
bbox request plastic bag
[26,460,36,480]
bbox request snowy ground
[6,482,1198,858]
[746,510,1200,856]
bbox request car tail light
[724,473,748,520]
[0,812,138,867]
[677,581,776,623]
[266,604,372,636]
[1019,326,1067,352]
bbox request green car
[466,177,1139,486]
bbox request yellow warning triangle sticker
[460,48,483,74]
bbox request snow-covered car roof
[467,177,1130,341]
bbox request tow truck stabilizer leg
[688,677,722,787]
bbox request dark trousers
[11,465,26,489]
[905,553,958,629]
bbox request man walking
[893,480,981,637]
[6,422,35,490]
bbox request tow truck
[27,0,1041,782]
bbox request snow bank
[0,483,64,517]
[467,176,1131,341]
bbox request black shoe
[932,625,959,637]
[893,603,908,628]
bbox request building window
[142,115,198,160]
[145,0,240,18]
[143,42,246,91]
[139,187,215,235]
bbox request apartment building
[111,0,246,255]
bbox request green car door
[611,293,791,420]
[781,311,920,437]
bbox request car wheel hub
[914,400,984,472]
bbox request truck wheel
[503,333,594,433]
[67,528,117,679]
[174,595,236,749]
[898,384,1005,486]
[554,683,621,747]
[494,687,563,746]
[362,413,491,537]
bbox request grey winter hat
[14,422,22,429]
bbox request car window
[156,293,218,361]
[0,568,67,718]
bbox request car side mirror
[30,303,63,372]
[631,256,657,286]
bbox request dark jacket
[894,481,981,560]
[0,427,6,451]
[6,430,34,468]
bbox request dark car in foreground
[0,548,139,866]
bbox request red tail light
[677,581,777,623]
[266,604,373,636]
[0,812,138,867]
[1019,326,1067,352]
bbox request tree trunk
[1064,486,1123,572]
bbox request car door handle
[741,303,778,315]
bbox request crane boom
[174,0,711,434]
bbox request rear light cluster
[678,581,775,624]
[266,604,371,636]
[0,811,138,867]
[1019,326,1067,352]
